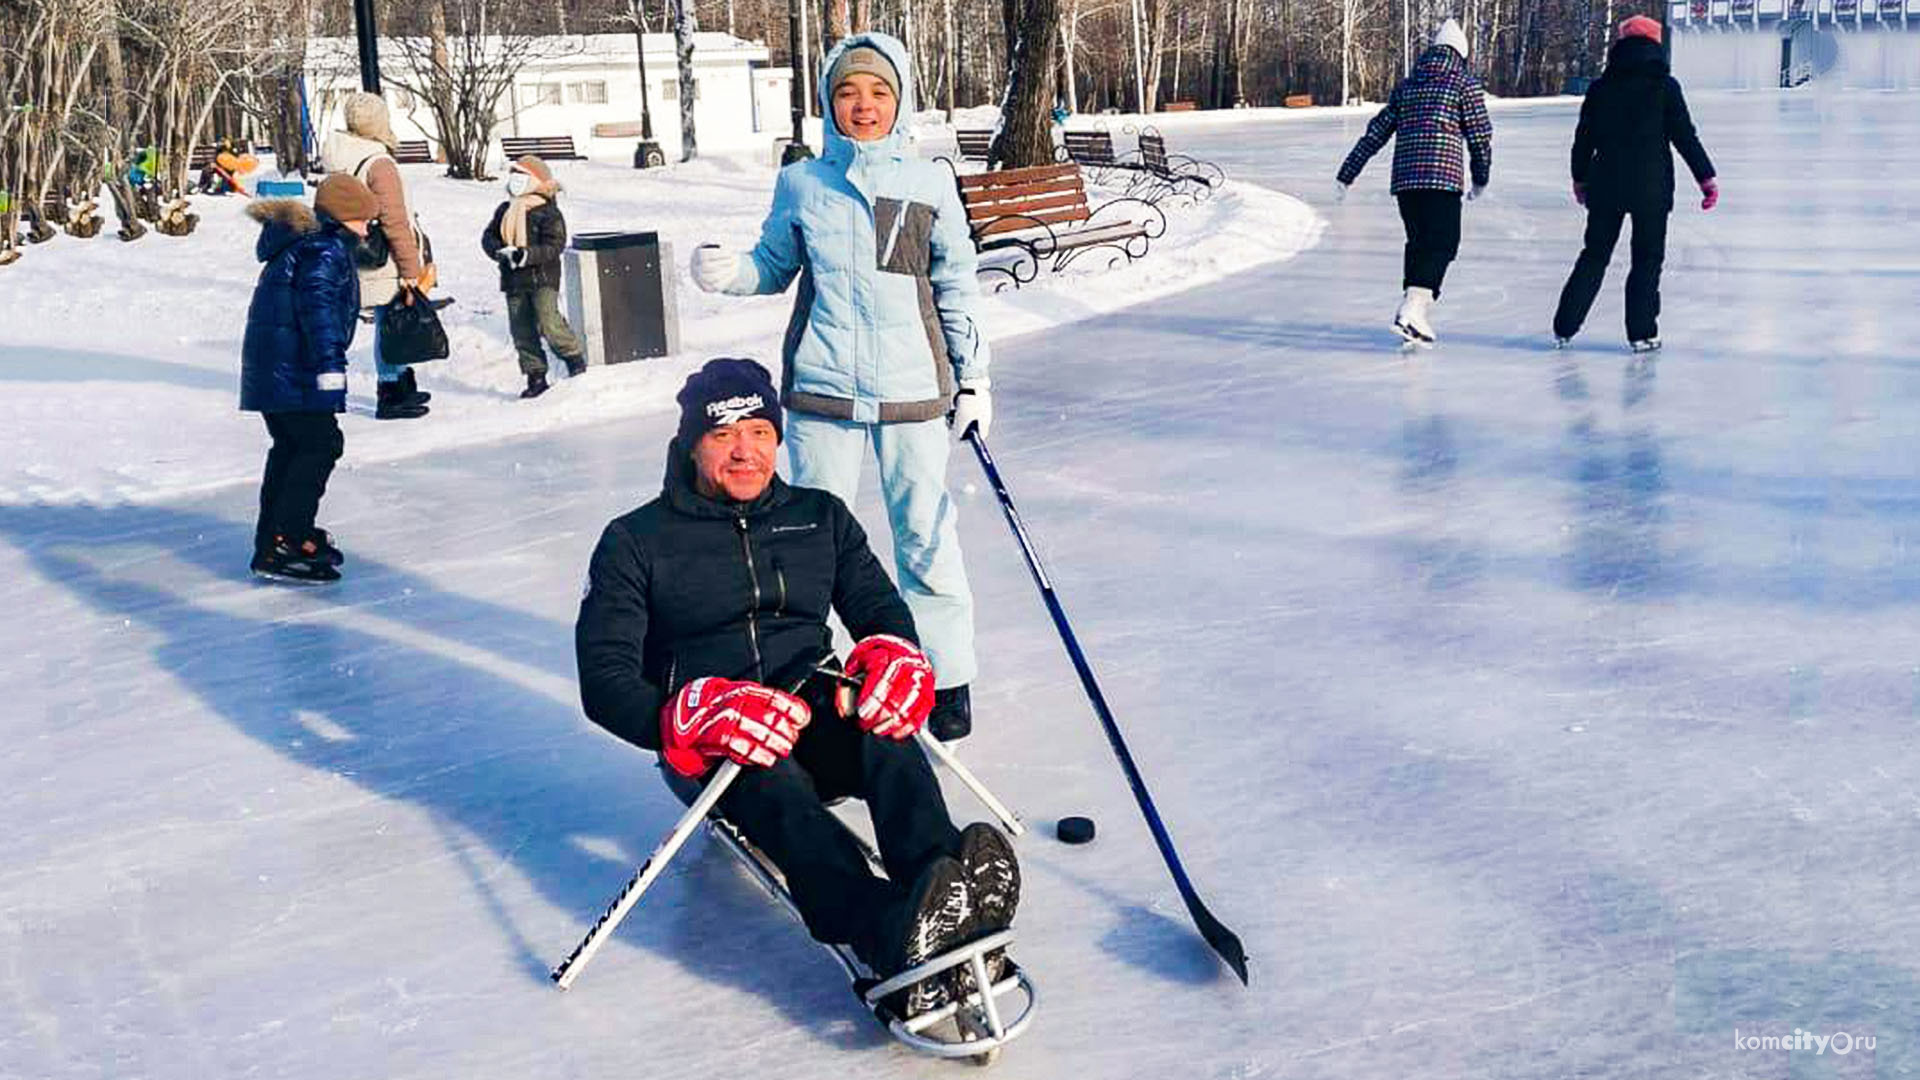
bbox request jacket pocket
[873,198,935,278]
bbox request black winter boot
[520,372,550,399]
[948,823,1020,1000]
[868,856,972,1020]
[376,380,429,420]
[929,685,972,742]
[396,367,430,405]
[563,355,586,378]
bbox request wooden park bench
[1159,100,1198,112]
[1060,129,1120,171]
[1122,130,1224,203]
[500,134,585,162]
[393,140,434,164]
[954,162,1163,289]
[188,143,272,170]
[954,129,994,163]
[1284,94,1314,108]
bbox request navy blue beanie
[676,358,784,446]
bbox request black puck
[1056,816,1097,845]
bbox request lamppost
[353,0,381,93]
[630,0,666,167]
[783,0,813,163]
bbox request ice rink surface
[4,91,1918,1079]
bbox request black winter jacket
[480,198,568,294]
[1571,36,1716,213]
[575,445,918,752]
[240,200,359,414]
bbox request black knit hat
[676,358,784,446]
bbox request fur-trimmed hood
[248,199,328,263]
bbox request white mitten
[691,245,743,293]
[950,385,993,441]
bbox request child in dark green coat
[481,155,586,399]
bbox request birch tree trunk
[673,0,700,160]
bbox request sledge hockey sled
[701,810,1039,1064]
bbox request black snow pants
[1553,204,1669,342]
[1397,190,1464,295]
[661,672,962,966]
[255,411,344,553]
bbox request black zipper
[773,559,788,616]
[736,517,765,682]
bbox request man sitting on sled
[575,357,1019,1018]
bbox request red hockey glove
[1700,177,1719,211]
[844,635,935,739]
[659,677,810,777]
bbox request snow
[6,89,1920,1079]
[0,146,1315,506]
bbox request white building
[307,33,797,166]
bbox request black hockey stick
[965,431,1249,985]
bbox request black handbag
[353,224,390,270]
[377,287,450,366]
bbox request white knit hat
[1433,18,1469,59]
[343,91,399,149]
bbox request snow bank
[1,150,1315,506]
[911,93,1588,141]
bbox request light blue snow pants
[785,413,977,689]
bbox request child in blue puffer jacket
[239,174,375,583]
[690,32,994,742]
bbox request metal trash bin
[564,231,680,366]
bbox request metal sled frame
[704,815,1039,1063]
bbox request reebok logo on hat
[705,394,768,426]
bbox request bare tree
[386,0,554,179]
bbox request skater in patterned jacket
[575,359,1020,1018]
[1337,19,1494,345]
[1552,16,1717,353]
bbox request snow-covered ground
[6,89,1920,1080]
[0,135,1315,505]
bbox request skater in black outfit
[240,175,376,583]
[574,358,1019,1017]
[1553,15,1718,352]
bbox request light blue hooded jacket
[723,32,991,424]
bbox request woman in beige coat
[323,91,436,420]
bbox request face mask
[505,173,532,197]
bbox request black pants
[255,412,344,553]
[663,674,961,964]
[1553,204,1669,341]
[1397,191,1463,295]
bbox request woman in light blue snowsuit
[690,32,992,740]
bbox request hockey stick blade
[1184,891,1249,985]
[967,432,1249,986]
